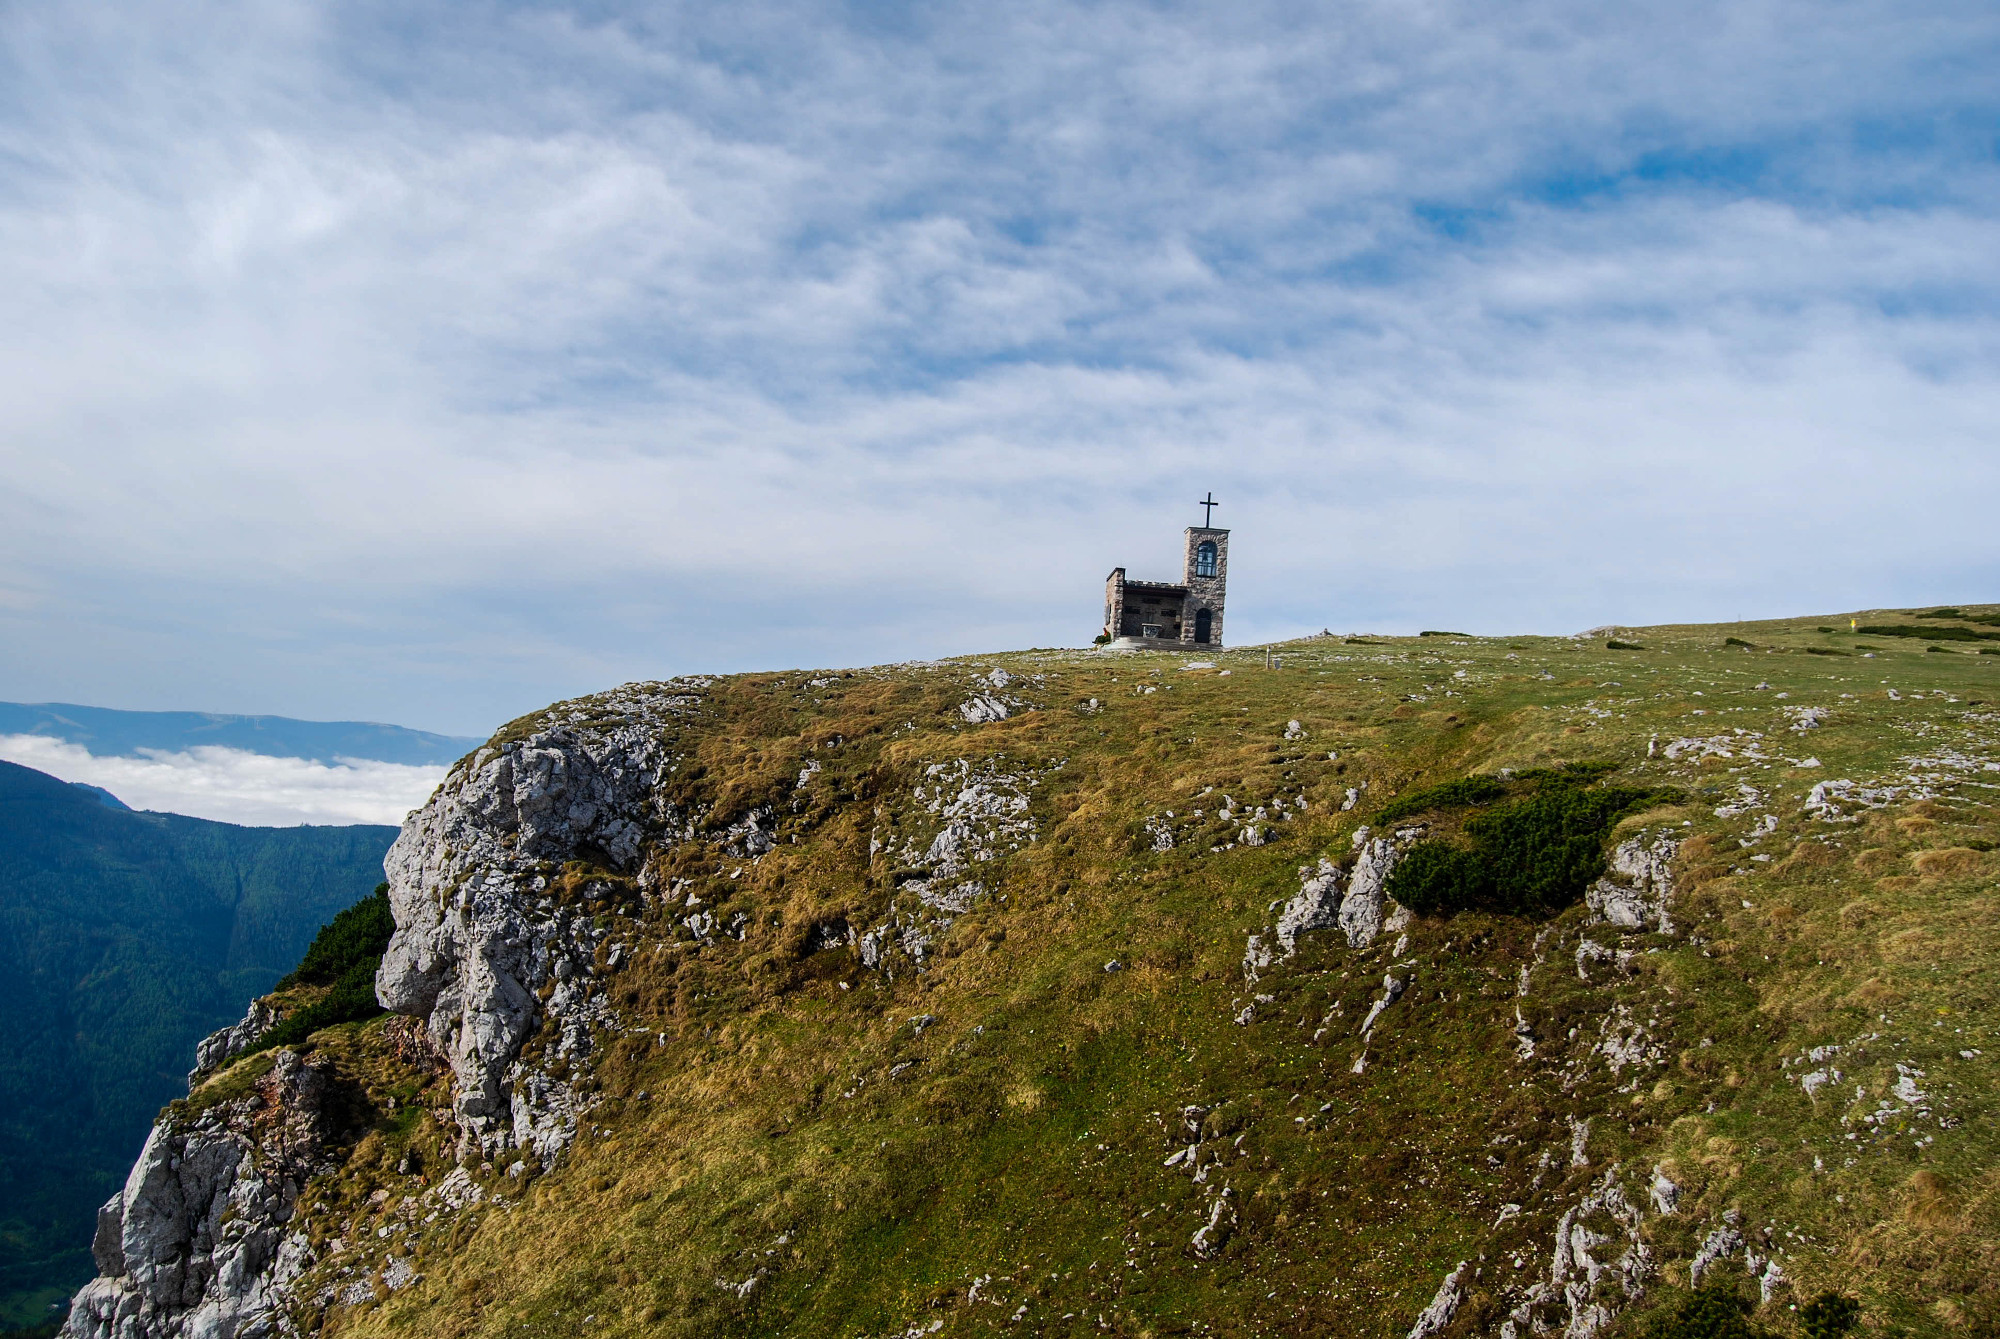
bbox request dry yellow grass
[1913,847,1989,878]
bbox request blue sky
[2,0,1997,737]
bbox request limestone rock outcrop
[1339,828,1417,948]
[1584,834,1679,934]
[1407,1261,1469,1339]
[1276,859,1344,953]
[188,998,279,1086]
[1243,828,1420,984]
[65,683,710,1339]
[63,1049,335,1339]
[375,708,688,1158]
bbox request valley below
[0,763,397,1332]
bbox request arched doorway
[1194,608,1212,643]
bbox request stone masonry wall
[1180,527,1228,647]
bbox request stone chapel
[1102,516,1229,649]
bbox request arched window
[1194,541,1218,578]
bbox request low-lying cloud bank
[0,735,442,827]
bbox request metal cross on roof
[1197,491,1220,526]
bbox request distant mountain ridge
[0,759,397,1329]
[0,702,481,767]
[65,782,129,811]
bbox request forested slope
[0,761,397,1328]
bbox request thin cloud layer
[0,735,443,828]
[0,0,1995,732]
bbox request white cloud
[0,0,1995,731]
[0,735,441,828]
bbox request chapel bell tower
[1181,517,1228,648]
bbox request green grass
[139,605,2000,1339]
[253,960,387,1052]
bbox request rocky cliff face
[64,1050,335,1339]
[63,683,709,1339]
[373,704,689,1162]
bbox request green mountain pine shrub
[1372,774,1507,824]
[1798,1292,1862,1339]
[276,885,394,988]
[1857,624,2000,642]
[1627,1283,1858,1339]
[1632,1283,1772,1339]
[1916,608,2000,625]
[255,886,395,1051]
[1383,769,1664,918]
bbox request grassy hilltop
[195,606,2000,1339]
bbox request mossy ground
[271,608,1996,1338]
